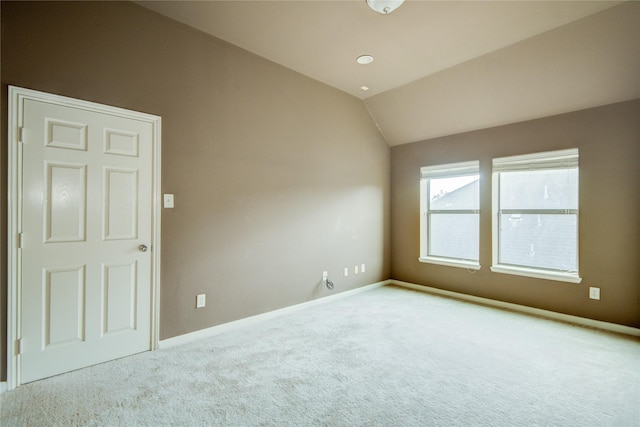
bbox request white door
[14,91,159,384]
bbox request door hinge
[15,339,22,355]
[18,232,24,249]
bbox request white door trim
[6,86,162,390]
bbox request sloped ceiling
[138,1,640,145]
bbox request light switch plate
[196,293,206,308]
[164,194,174,208]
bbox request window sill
[419,257,481,270]
[490,265,582,283]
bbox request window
[420,161,480,269]
[491,149,581,283]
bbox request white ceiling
[138,1,619,98]
[138,1,639,145]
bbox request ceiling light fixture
[365,0,405,15]
[356,55,374,65]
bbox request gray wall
[1,1,391,381]
[391,100,640,327]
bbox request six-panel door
[20,99,153,383]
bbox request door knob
[138,244,148,252]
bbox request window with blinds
[420,161,480,269]
[491,148,582,283]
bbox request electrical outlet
[196,293,206,308]
[589,287,600,300]
[344,267,349,277]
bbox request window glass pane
[499,214,577,271]
[429,213,479,261]
[429,175,479,210]
[500,169,578,210]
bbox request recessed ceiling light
[356,55,374,65]
[360,86,370,91]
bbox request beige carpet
[1,285,639,426]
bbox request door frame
[6,86,162,390]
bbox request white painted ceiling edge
[366,2,640,145]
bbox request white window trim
[420,160,480,269]
[491,148,582,283]
[419,256,481,270]
[490,265,582,283]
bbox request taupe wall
[391,100,640,328]
[1,1,390,380]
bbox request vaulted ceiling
[138,1,640,145]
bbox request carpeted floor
[1,285,639,426]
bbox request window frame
[490,149,582,283]
[419,160,480,270]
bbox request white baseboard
[391,279,640,337]
[159,280,390,349]
[159,278,638,350]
